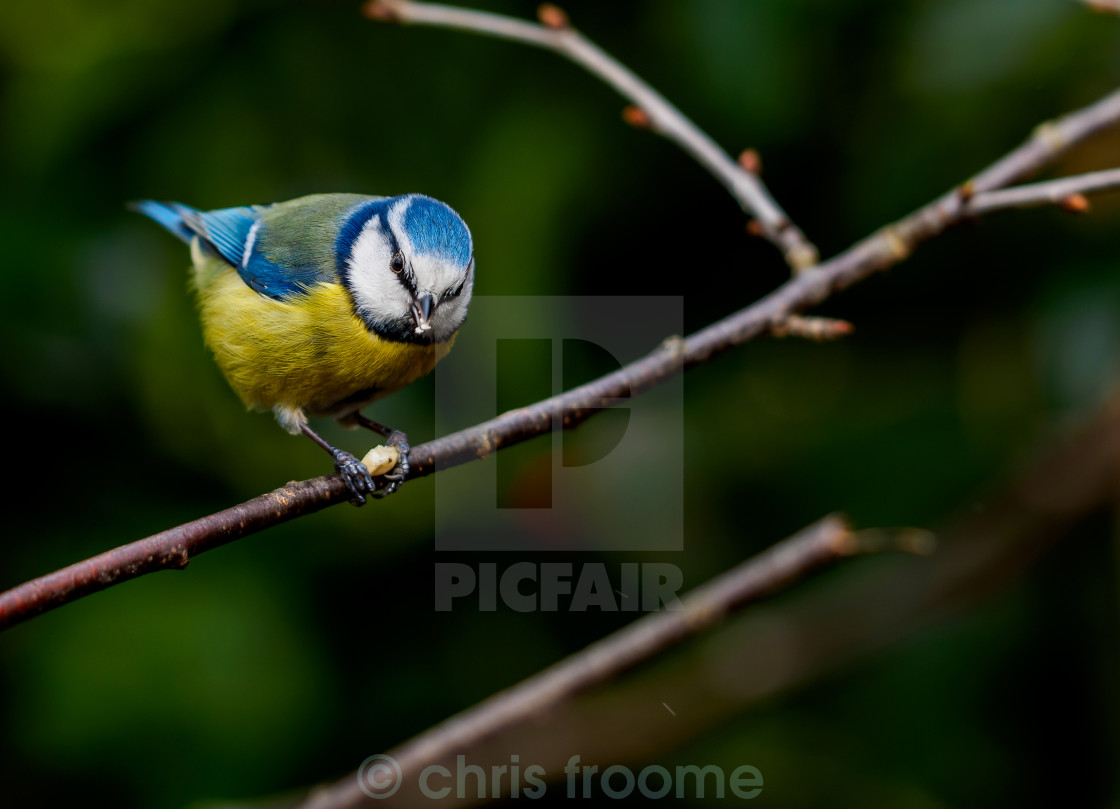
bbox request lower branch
[298,515,928,809]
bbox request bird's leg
[345,413,411,498]
[300,423,374,507]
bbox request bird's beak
[412,292,434,334]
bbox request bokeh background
[1,0,1119,806]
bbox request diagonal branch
[298,515,932,808]
[363,0,820,271]
[408,87,1120,474]
[1,83,1118,633]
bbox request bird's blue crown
[336,194,472,275]
[401,195,472,267]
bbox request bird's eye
[390,252,405,274]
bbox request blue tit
[133,193,475,505]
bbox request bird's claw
[334,450,375,506]
[372,430,411,499]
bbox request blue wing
[131,200,315,300]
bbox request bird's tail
[128,200,199,245]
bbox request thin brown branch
[362,0,819,270]
[298,515,931,808]
[963,167,1120,216]
[2,85,1118,634]
[0,478,344,630]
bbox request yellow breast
[192,259,454,417]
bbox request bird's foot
[373,430,411,499]
[334,449,375,506]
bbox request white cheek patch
[430,294,469,341]
[427,266,473,342]
[414,254,465,298]
[346,214,410,321]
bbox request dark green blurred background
[1,0,1119,806]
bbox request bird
[133,192,475,505]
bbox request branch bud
[1060,193,1091,214]
[771,315,854,341]
[363,0,404,22]
[537,3,570,29]
[737,148,762,174]
[622,105,652,129]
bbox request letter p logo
[433,296,684,551]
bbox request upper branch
[363,0,820,270]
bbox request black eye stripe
[441,280,464,302]
[394,260,417,296]
[439,258,472,303]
